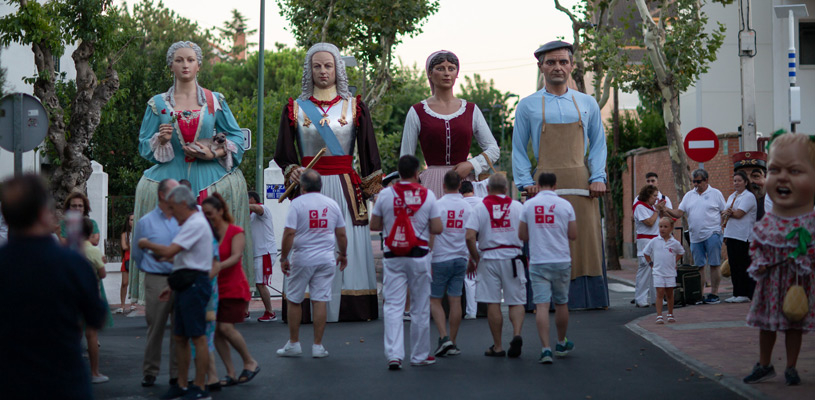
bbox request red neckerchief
[633,201,655,213]
[392,182,428,217]
[309,95,342,115]
[483,195,512,228]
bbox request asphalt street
[93,287,742,400]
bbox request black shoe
[507,335,523,358]
[630,299,635,304]
[434,336,454,357]
[785,367,801,386]
[141,375,156,387]
[160,384,186,400]
[743,363,776,384]
[169,377,178,386]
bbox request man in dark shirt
[0,175,107,400]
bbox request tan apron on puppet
[533,96,604,279]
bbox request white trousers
[464,275,477,316]
[383,255,431,363]
[635,255,656,305]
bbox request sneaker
[257,311,277,322]
[403,312,411,321]
[507,335,523,358]
[446,345,461,356]
[734,296,751,303]
[312,344,329,358]
[555,338,575,357]
[141,375,156,387]
[464,314,477,320]
[434,336,455,357]
[244,312,251,321]
[114,307,124,314]
[160,384,187,400]
[743,363,776,384]
[724,296,738,303]
[410,356,436,366]
[785,367,801,386]
[703,294,721,304]
[387,359,402,370]
[276,341,302,357]
[91,374,109,384]
[539,349,553,364]
[181,385,211,400]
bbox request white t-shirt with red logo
[285,192,345,266]
[520,191,575,264]
[643,235,685,277]
[372,181,440,252]
[431,193,471,263]
[465,194,523,260]
[463,195,483,211]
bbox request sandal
[238,366,261,384]
[484,345,506,357]
[667,314,676,323]
[656,315,664,325]
[220,376,238,387]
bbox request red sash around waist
[301,155,361,184]
[636,234,657,240]
[481,244,522,252]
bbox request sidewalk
[610,258,814,400]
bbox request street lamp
[774,4,809,133]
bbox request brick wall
[621,133,743,257]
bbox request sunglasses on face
[692,179,704,184]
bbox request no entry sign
[684,127,719,163]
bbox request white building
[681,0,815,138]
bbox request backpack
[385,182,428,256]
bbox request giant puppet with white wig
[130,41,253,303]
[275,42,382,322]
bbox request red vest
[413,102,475,166]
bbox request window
[53,55,60,72]
[799,22,815,65]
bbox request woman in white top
[722,170,757,303]
[633,185,659,307]
[400,50,499,198]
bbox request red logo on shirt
[309,209,328,229]
[446,209,464,229]
[490,203,511,228]
[534,205,555,224]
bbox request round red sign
[684,127,719,163]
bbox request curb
[625,314,766,400]
[607,273,636,288]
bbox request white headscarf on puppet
[299,42,352,101]
[164,41,207,108]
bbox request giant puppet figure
[511,41,609,309]
[130,41,252,304]
[275,43,383,322]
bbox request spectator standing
[371,155,442,369]
[59,191,101,246]
[465,174,526,358]
[131,179,180,388]
[429,170,471,356]
[723,170,757,303]
[138,185,214,400]
[459,180,482,319]
[661,169,726,304]
[81,217,113,384]
[640,172,673,214]
[518,173,577,364]
[643,217,685,324]
[633,185,659,307]
[0,175,106,400]
[248,191,278,322]
[116,213,135,314]
[277,169,348,358]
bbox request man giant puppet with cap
[511,40,609,309]
[275,43,383,322]
[732,151,768,219]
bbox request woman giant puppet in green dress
[129,41,252,303]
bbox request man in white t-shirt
[633,185,660,307]
[661,169,726,304]
[465,174,526,359]
[519,172,577,364]
[636,172,673,212]
[371,155,442,370]
[276,170,347,359]
[248,191,278,322]
[459,181,482,319]
[429,170,471,357]
[138,185,213,398]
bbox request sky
[120,0,581,99]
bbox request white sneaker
[114,308,124,314]
[464,314,476,320]
[312,344,329,358]
[724,296,738,303]
[276,341,302,357]
[733,296,751,303]
[91,374,109,384]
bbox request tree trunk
[662,89,692,200]
[605,87,622,270]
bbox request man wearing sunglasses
[660,169,726,304]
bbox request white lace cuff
[149,132,174,163]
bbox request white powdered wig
[165,41,206,108]
[299,42,351,100]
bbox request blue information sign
[266,184,286,199]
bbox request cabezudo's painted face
[766,143,815,216]
[172,47,199,82]
[429,60,458,91]
[311,51,336,90]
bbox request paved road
[93,287,742,400]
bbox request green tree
[217,9,257,61]
[276,0,439,109]
[457,74,518,173]
[0,48,6,97]
[0,0,132,211]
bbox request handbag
[167,269,200,292]
[477,152,505,181]
[783,271,809,323]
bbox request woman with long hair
[201,193,260,386]
[722,170,757,303]
[59,191,100,246]
[116,213,135,314]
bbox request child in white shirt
[643,217,685,324]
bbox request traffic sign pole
[13,94,23,177]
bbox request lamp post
[255,0,266,194]
[774,4,809,133]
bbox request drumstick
[278,147,327,203]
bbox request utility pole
[738,0,757,151]
[774,4,808,134]
[256,0,266,194]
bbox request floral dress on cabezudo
[746,211,815,331]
